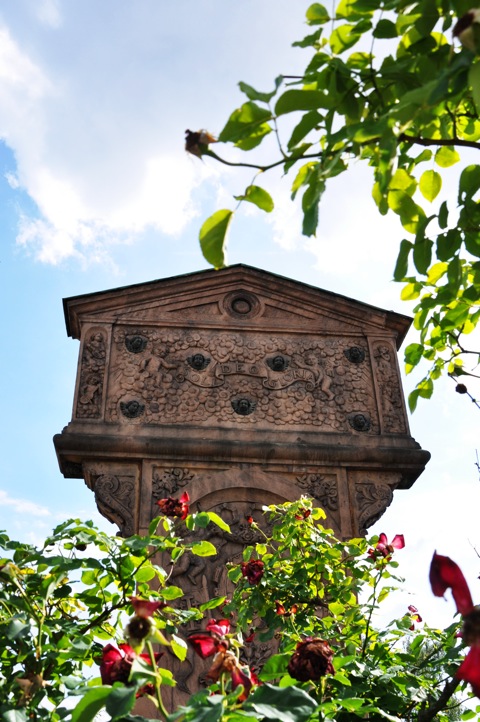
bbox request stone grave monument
[53,264,429,703]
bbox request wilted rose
[287,638,335,682]
[241,559,264,584]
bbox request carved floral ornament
[107,328,386,431]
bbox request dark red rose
[368,533,405,560]
[100,644,162,689]
[287,638,335,682]
[429,552,474,617]
[241,559,264,584]
[156,491,190,520]
[130,596,166,618]
[188,633,219,659]
[100,644,134,685]
[429,552,480,698]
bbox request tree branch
[417,676,462,722]
[399,133,480,151]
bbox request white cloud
[35,0,62,29]
[0,489,50,517]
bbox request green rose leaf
[199,209,233,269]
[71,686,112,722]
[246,683,317,722]
[191,540,217,557]
[234,185,274,212]
[105,685,137,720]
[275,89,330,116]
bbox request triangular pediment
[64,265,411,346]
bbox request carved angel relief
[76,329,107,418]
[107,328,380,433]
[373,342,407,433]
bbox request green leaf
[427,261,448,283]
[469,62,480,114]
[408,388,420,413]
[191,540,217,557]
[393,239,413,280]
[401,282,422,301]
[238,76,282,104]
[306,3,330,24]
[435,146,460,168]
[105,685,137,720]
[171,634,188,661]
[71,686,112,722]
[206,512,231,532]
[246,684,317,722]
[134,566,155,582]
[199,209,233,269]
[373,18,397,38]
[288,111,322,150]
[438,200,448,229]
[419,170,442,202]
[234,185,274,212]
[218,102,272,147]
[161,585,184,600]
[275,89,330,116]
[459,165,480,202]
[199,596,227,612]
[258,654,290,681]
[1,712,28,722]
[330,24,362,54]
[413,238,433,275]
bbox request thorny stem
[147,640,168,721]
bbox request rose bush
[0,498,477,722]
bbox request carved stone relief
[90,474,136,537]
[76,328,107,418]
[107,328,379,432]
[355,480,394,534]
[152,468,194,501]
[295,473,340,531]
[160,500,274,697]
[373,342,407,433]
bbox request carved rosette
[355,480,394,534]
[76,328,107,419]
[106,327,380,433]
[92,474,135,537]
[373,341,407,434]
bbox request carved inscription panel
[105,327,382,432]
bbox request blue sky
[1,0,480,631]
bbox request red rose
[287,638,335,682]
[241,559,264,584]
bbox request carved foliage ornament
[356,480,393,533]
[152,468,194,502]
[94,474,135,537]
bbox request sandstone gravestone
[53,264,429,700]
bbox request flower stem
[146,640,169,721]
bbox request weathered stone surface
[53,264,429,710]
[55,264,429,537]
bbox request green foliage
[0,499,476,721]
[194,0,480,408]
